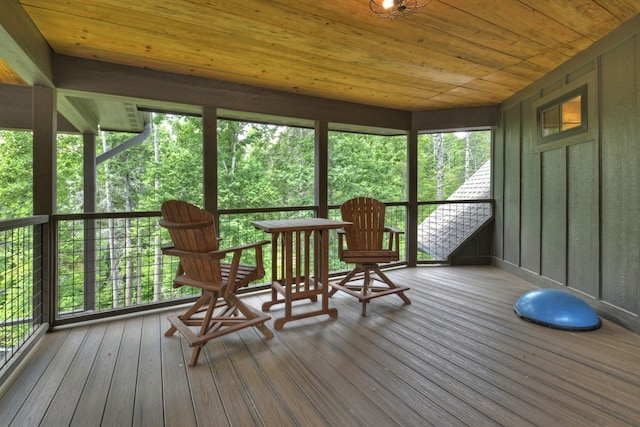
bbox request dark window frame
[537,84,588,145]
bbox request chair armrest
[216,240,270,286]
[383,227,403,253]
[214,240,270,257]
[161,246,226,260]
[162,240,270,292]
[159,218,213,230]
[162,240,269,259]
[384,226,404,235]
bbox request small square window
[537,85,587,144]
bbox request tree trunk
[153,118,163,301]
[101,131,121,308]
[435,133,444,199]
[124,155,133,306]
[465,132,471,179]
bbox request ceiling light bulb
[370,0,431,19]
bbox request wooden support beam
[53,55,410,131]
[0,1,53,86]
[203,107,217,214]
[32,85,56,215]
[57,94,99,134]
[412,106,498,132]
[315,120,328,218]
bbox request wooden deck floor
[1,266,639,426]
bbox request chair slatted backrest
[340,197,386,251]
[160,200,222,284]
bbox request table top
[252,218,350,232]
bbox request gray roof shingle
[417,161,492,259]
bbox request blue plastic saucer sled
[514,288,601,331]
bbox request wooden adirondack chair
[159,200,272,366]
[331,197,411,316]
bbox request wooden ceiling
[3,0,640,112]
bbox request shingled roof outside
[417,161,492,260]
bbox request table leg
[321,228,338,318]
[284,230,293,321]
[261,226,338,329]
[262,232,283,312]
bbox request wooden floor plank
[390,267,640,425]
[70,319,126,426]
[1,266,639,426]
[288,313,431,426]
[180,338,231,427]
[259,299,400,426]
[333,287,542,426]
[10,326,89,426]
[40,323,108,426]
[249,296,367,426]
[0,329,70,426]
[373,294,610,425]
[203,336,265,426]
[405,275,640,423]
[101,316,143,426]
[220,329,300,426]
[133,314,164,427]
[232,327,329,427]
[331,296,521,426]
[161,318,197,427]
[309,308,478,426]
[393,268,639,425]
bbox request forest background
[0,114,490,341]
[0,114,490,217]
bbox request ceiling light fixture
[369,0,431,19]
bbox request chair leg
[362,269,371,316]
[165,293,213,337]
[372,266,411,305]
[198,295,218,338]
[332,263,410,316]
[330,267,361,296]
[189,346,203,367]
[167,292,272,367]
[166,292,217,367]
[226,293,273,339]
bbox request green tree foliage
[91,114,204,214]
[0,130,33,219]
[148,114,203,208]
[328,132,408,204]
[0,130,35,348]
[89,114,203,310]
[57,133,83,213]
[418,131,491,200]
[217,121,315,208]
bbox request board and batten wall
[492,14,640,334]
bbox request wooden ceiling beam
[53,55,412,131]
[0,2,94,132]
[0,0,53,86]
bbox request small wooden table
[252,218,349,329]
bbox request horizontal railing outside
[54,211,189,324]
[52,205,411,323]
[53,207,326,324]
[21,199,492,327]
[0,216,47,373]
